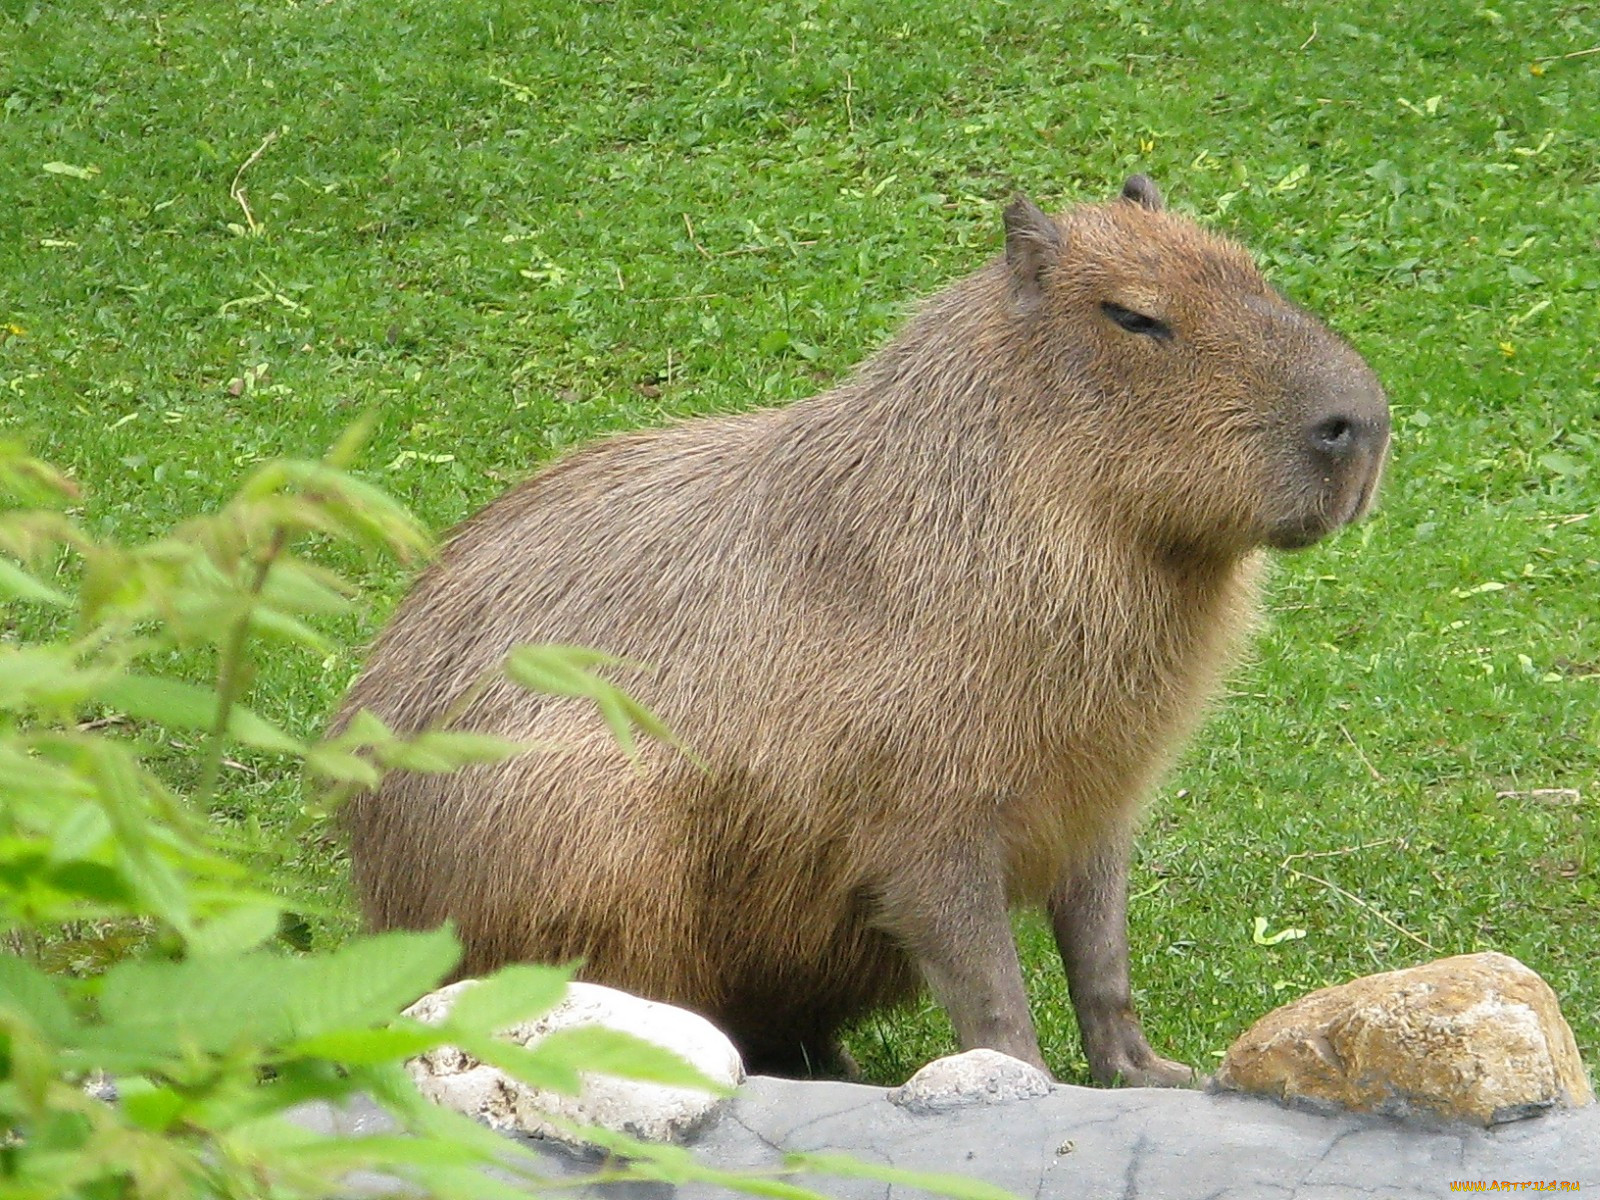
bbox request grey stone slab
[287,1074,1600,1198]
[681,1078,1600,1198]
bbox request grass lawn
[3,0,1596,1086]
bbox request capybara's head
[1001,176,1390,557]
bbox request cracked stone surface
[291,1073,1600,1197]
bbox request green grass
[3,0,1596,1085]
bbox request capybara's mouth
[1339,451,1388,529]
[1346,478,1377,526]
[1268,468,1382,551]
[1265,521,1326,551]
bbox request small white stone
[888,1049,1053,1113]
[404,980,745,1150]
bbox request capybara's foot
[1114,1055,1199,1089]
[1091,1045,1198,1088]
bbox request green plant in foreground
[0,433,1008,1200]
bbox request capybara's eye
[1101,302,1172,341]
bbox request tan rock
[1215,951,1593,1125]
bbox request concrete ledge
[294,1074,1600,1197]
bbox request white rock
[888,1049,1053,1113]
[403,980,744,1150]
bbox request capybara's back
[341,177,1389,1081]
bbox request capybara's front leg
[1049,840,1196,1087]
[875,855,1048,1073]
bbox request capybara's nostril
[1309,415,1356,459]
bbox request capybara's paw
[1116,1055,1199,1089]
[1089,1040,1200,1089]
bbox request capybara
[340,176,1389,1084]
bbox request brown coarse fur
[339,176,1390,1084]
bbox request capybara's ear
[1119,174,1164,212]
[1003,194,1063,305]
